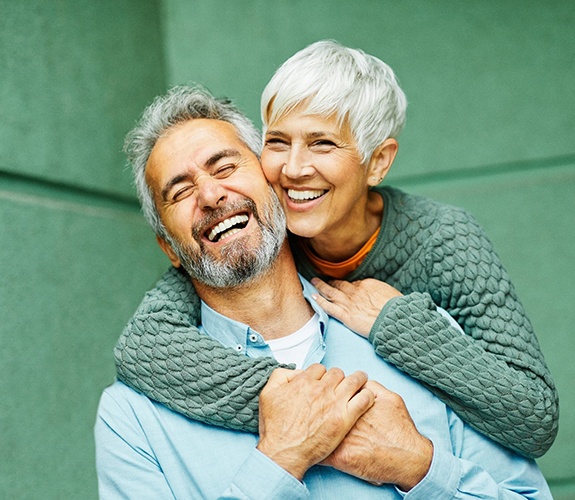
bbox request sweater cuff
[368,292,435,344]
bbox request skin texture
[146,118,273,269]
[261,108,397,262]
[311,277,403,336]
[321,380,433,490]
[256,365,376,481]
[146,118,314,340]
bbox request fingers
[311,278,346,302]
[334,370,369,397]
[265,367,303,390]
[311,292,341,319]
[364,379,390,399]
[349,386,376,416]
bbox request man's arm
[95,367,374,500]
[95,389,176,499]
[321,381,552,499]
[95,383,311,500]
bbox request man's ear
[367,138,398,186]
[156,235,182,268]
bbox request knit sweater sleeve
[114,266,280,433]
[366,205,558,459]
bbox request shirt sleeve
[362,193,558,459]
[218,449,309,500]
[95,389,176,499]
[95,384,309,500]
[401,414,552,499]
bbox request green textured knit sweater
[114,186,558,459]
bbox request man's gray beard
[166,188,287,288]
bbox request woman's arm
[114,266,280,433]
[315,206,558,459]
[369,291,557,459]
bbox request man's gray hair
[261,40,407,164]
[124,85,262,237]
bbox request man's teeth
[208,214,249,242]
[287,189,324,201]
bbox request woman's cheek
[261,154,281,183]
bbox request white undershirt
[264,307,461,370]
[266,313,320,369]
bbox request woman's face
[261,109,373,241]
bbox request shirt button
[249,334,258,343]
[235,344,243,352]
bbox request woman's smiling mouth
[287,188,327,203]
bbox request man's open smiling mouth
[206,214,249,242]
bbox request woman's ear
[367,138,398,186]
[156,235,182,268]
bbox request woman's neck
[307,190,384,262]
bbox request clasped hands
[256,365,433,491]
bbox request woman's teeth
[287,189,324,201]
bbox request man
[95,85,551,499]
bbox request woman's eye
[264,138,289,149]
[311,140,336,150]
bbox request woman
[115,41,558,458]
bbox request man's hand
[311,278,402,337]
[256,365,375,480]
[321,380,433,491]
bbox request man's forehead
[166,118,242,150]
[149,119,245,169]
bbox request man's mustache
[191,198,258,242]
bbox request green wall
[0,1,167,498]
[1,0,573,498]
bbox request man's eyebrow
[161,173,191,202]
[204,148,241,168]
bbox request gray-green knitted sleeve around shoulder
[114,266,280,433]
[364,196,558,458]
[369,293,557,459]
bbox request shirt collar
[200,275,328,351]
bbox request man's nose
[281,146,315,179]
[196,176,227,211]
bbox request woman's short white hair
[124,85,262,237]
[261,40,407,164]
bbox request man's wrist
[394,437,434,492]
[256,440,309,481]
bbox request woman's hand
[311,278,402,337]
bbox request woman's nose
[281,147,315,178]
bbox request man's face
[146,118,286,288]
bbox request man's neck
[193,244,314,340]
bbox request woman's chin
[287,220,322,239]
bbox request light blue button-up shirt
[95,278,551,499]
